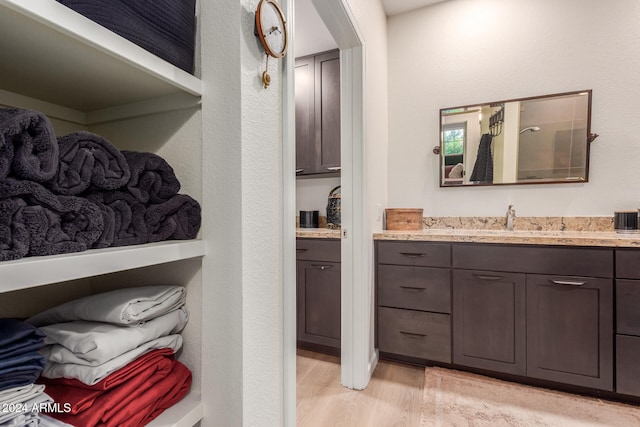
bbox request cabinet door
[315,50,340,173]
[295,56,316,175]
[297,260,341,349]
[526,274,613,391]
[452,270,526,375]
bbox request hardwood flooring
[296,349,424,427]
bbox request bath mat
[421,367,640,426]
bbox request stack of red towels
[27,286,192,427]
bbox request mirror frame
[438,89,596,188]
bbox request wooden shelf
[147,392,204,427]
[0,0,202,120]
[0,240,205,294]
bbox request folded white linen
[39,415,74,427]
[41,334,182,385]
[40,307,188,366]
[0,389,50,425]
[0,383,45,410]
[27,285,186,326]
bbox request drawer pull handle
[473,274,504,281]
[312,264,333,270]
[296,248,308,252]
[296,169,304,173]
[400,331,426,338]
[326,166,341,171]
[399,252,425,258]
[551,279,586,286]
[400,286,426,292]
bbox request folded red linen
[42,352,191,427]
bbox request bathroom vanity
[374,229,640,402]
[296,232,341,354]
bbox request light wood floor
[296,349,425,427]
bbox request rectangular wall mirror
[439,90,595,187]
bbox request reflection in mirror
[439,90,594,187]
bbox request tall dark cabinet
[296,238,341,353]
[295,49,340,176]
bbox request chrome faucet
[506,204,516,231]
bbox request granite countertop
[296,228,341,239]
[373,229,640,248]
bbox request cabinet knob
[311,264,333,270]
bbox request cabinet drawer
[616,335,640,397]
[296,238,340,262]
[616,249,640,279]
[378,265,450,313]
[616,280,640,336]
[453,244,613,278]
[377,241,450,267]
[377,306,451,363]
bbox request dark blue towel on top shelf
[55,0,197,73]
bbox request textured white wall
[388,0,640,216]
[200,0,284,425]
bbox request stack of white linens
[0,319,52,427]
[27,286,192,427]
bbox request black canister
[614,211,639,233]
[300,210,319,228]
[326,186,341,229]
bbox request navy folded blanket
[0,108,58,182]
[55,0,196,73]
[0,319,47,391]
[87,190,147,247]
[0,198,29,261]
[49,131,131,196]
[146,194,201,242]
[0,179,104,256]
[123,151,181,205]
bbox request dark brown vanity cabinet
[375,241,452,363]
[526,274,613,391]
[376,240,618,394]
[295,50,340,176]
[452,244,614,391]
[296,238,341,352]
[452,270,526,376]
[615,250,640,397]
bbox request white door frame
[282,1,370,424]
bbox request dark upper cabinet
[295,50,340,176]
[526,274,613,391]
[452,269,527,376]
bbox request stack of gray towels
[0,107,201,262]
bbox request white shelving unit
[0,1,206,426]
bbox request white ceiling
[381,0,447,16]
[294,0,447,58]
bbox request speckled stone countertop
[296,228,341,239]
[298,216,640,246]
[373,229,640,248]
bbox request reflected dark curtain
[470,133,493,183]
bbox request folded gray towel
[122,151,180,204]
[0,198,29,261]
[146,194,201,242]
[0,108,58,182]
[49,131,130,196]
[90,201,116,249]
[0,178,104,257]
[86,190,147,247]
